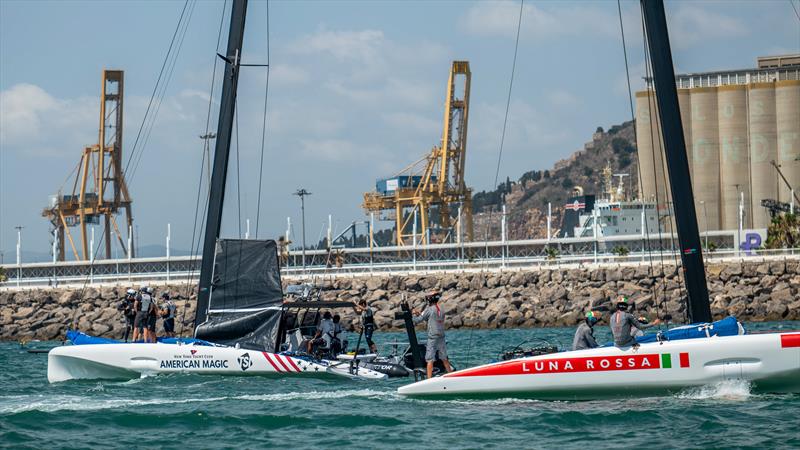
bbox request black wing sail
[195,239,284,352]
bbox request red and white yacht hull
[398,332,800,399]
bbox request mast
[640,0,712,323]
[196,0,248,329]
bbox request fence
[1,230,793,288]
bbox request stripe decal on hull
[780,334,800,348]
[446,352,692,378]
[262,352,283,372]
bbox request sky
[1,0,798,262]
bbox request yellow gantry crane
[363,61,474,246]
[42,70,134,261]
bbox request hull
[398,332,800,399]
[48,343,386,383]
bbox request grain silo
[775,80,800,205]
[635,92,664,203]
[635,54,800,232]
[748,83,778,229]
[689,87,721,231]
[718,85,750,229]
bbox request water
[2,322,799,449]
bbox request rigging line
[255,0,271,239]
[181,0,227,335]
[641,12,673,324]
[492,0,524,191]
[790,0,800,21]
[128,0,197,185]
[618,0,657,312]
[123,0,189,177]
[235,102,242,239]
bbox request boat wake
[676,380,753,401]
[0,389,394,414]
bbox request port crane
[42,70,134,261]
[362,61,474,246]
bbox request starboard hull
[397,332,800,399]
[48,343,387,383]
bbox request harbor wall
[2,260,799,342]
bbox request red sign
[447,354,662,378]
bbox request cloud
[296,138,359,161]
[381,111,439,135]
[667,4,748,49]
[0,83,97,156]
[547,90,580,108]
[290,28,385,62]
[270,63,310,85]
[460,1,617,40]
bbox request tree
[544,170,551,179]
[596,126,604,134]
[765,213,800,249]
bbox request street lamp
[293,189,312,272]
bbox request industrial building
[636,55,800,231]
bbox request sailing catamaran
[398,0,800,399]
[47,0,385,383]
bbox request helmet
[586,311,600,325]
[616,296,630,310]
[140,285,148,292]
[426,291,441,304]
[126,288,136,296]
[146,287,154,295]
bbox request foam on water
[0,389,395,414]
[676,380,753,401]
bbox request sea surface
[1,321,798,449]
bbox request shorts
[134,312,148,331]
[164,318,175,333]
[147,314,157,332]
[364,324,375,346]
[425,336,447,362]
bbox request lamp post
[293,189,311,272]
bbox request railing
[1,230,793,288]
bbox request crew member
[132,285,153,342]
[160,292,177,338]
[146,287,158,342]
[413,291,453,379]
[610,296,660,348]
[117,288,137,342]
[307,311,334,354]
[572,311,600,351]
[355,299,378,354]
[330,314,347,356]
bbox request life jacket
[139,294,152,312]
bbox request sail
[194,239,285,352]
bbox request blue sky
[1,0,798,261]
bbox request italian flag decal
[659,352,690,369]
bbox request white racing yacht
[47,0,387,383]
[399,0,800,399]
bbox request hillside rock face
[1,259,798,342]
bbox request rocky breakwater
[1,259,799,342]
[0,286,197,342]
